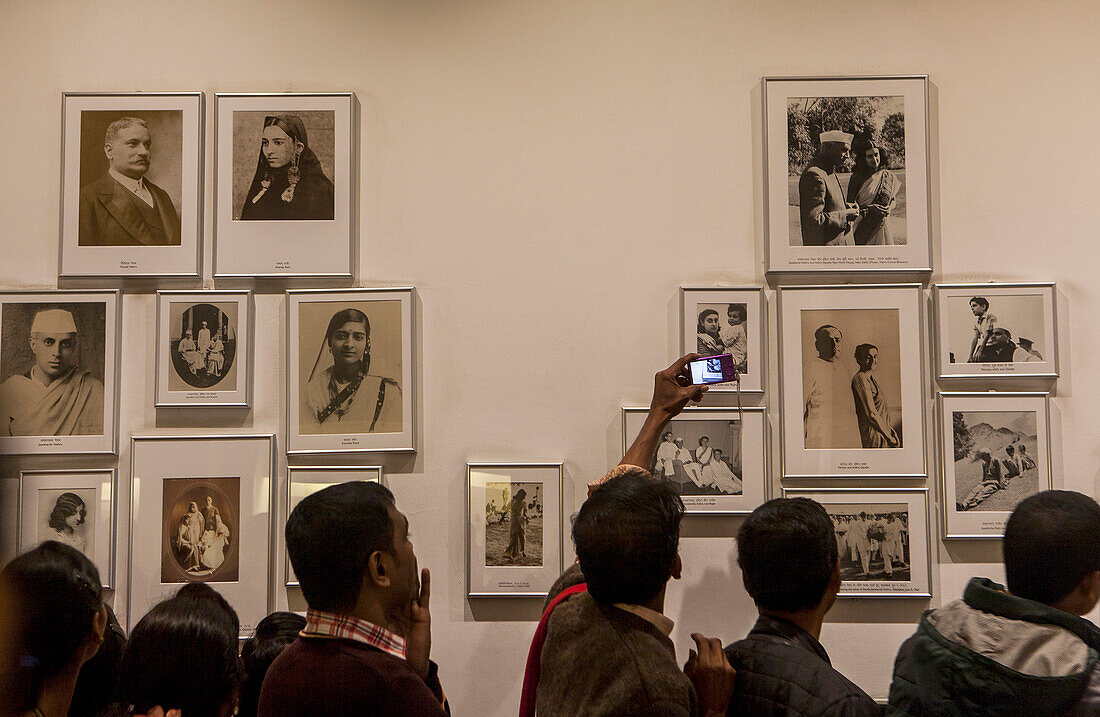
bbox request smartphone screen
[689,354,736,385]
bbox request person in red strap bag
[521,354,736,717]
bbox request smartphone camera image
[689,354,737,385]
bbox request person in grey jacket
[725,498,881,716]
[888,490,1100,715]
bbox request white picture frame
[155,291,254,408]
[466,463,564,598]
[679,287,766,394]
[782,487,932,598]
[284,465,383,587]
[213,92,356,279]
[128,434,274,636]
[59,92,204,279]
[778,284,926,478]
[934,283,1058,380]
[19,469,117,590]
[286,288,416,455]
[763,75,932,276]
[0,290,120,455]
[622,406,768,515]
[938,392,1052,539]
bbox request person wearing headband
[239,114,334,221]
[0,309,104,437]
[78,116,181,246]
[797,129,861,246]
[300,308,401,435]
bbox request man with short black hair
[523,354,735,717]
[888,490,1100,714]
[725,498,880,715]
[258,481,447,716]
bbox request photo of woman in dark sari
[240,114,334,221]
[846,136,901,245]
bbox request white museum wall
[1,0,1098,710]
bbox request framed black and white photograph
[466,463,563,598]
[284,466,383,587]
[778,284,925,478]
[129,435,274,635]
[763,76,931,275]
[286,288,415,455]
[679,287,765,394]
[19,469,117,589]
[0,290,120,455]
[939,392,1051,539]
[783,487,931,598]
[622,406,768,514]
[213,93,355,278]
[59,92,203,279]
[155,291,253,407]
[934,283,1057,380]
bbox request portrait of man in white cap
[0,308,104,436]
[797,129,861,247]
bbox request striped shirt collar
[301,608,407,661]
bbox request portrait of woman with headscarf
[239,114,334,221]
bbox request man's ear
[828,560,842,596]
[366,550,391,588]
[1080,570,1100,612]
[670,552,683,581]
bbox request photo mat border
[465,462,564,599]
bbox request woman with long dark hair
[301,308,401,434]
[237,612,306,717]
[118,582,241,717]
[846,135,900,245]
[0,541,107,717]
[47,493,88,553]
[239,115,334,221]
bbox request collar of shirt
[300,609,407,661]
[108,168,153,204]
[612,603,675,636]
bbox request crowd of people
[3,354,1099,716]
[832,511,909,579]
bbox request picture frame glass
[467,464,562,597]
[764,77,930,274]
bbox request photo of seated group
[825,504,910,583]
[651,419,743,496]
[952,410,1039,513]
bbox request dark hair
[0,542,103,716]
[573,474,684,605]
[814,324,841,342]
[854,343,878,364]
[118,582,240,717]
[970,297,989,310]
[1004,491,1100,605]
[48,492,86,532]
[238,611,306,717]
[851,134,887,173]
[738,498,838,612]
[697,309,719,333]
[321,308,371,376]
[992,327,1012,339]
[69,603,127,717]
[286,481,396,612]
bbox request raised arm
[621,354,707,469]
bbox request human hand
[887,430,900,448]
[683,633,736,716]
[406,568,432,678]
[843,208,861,222]
[649,354,708,422]
[870,203,890,218]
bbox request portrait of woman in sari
[846,135,901,245]
[240,114,334,221]
[697,309,724,356]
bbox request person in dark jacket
[725,497,881,716]
[887,490,1100,716]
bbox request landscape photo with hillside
[952,410,1039,512]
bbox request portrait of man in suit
[78,116,182,246]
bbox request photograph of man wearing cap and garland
[0,303,107,437]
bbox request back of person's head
[118,582,240,717]
[738,498,838,613]
[238,611,306,717]
[1004,490,1100,606]
[69,603,127,717]
[0,541,103,717]
[572,474,684,605]
[285,481,396,612]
